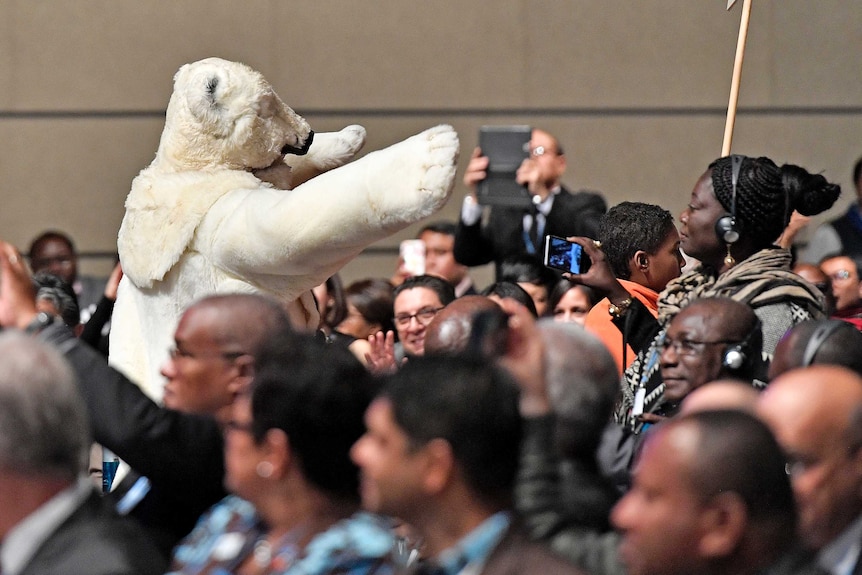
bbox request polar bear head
[154,57,313,173]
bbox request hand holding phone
[543,235,591,274]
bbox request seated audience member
[351,354,583,575]
[482,280,539,316]
[423,295,500,356]
[793,262,835,316]
[333,278,395,363]
[549,279,598,326]
[0,332,164,575]
[514,321,623,564]
[768,319,862,379]
[455,128,606,277]
[0,241,292,557]
[757,366,862,572]
[313,273,348,339]
[419,221,477,297]
[168,332,394,575]
[798,156,862,264]
[498,255,557,316]
[28,229,106,324]
[584,202,684,374]
[612,411,816,575]
[678,379,760,415]
[819,255,862,328]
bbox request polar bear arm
[283,125,367,188]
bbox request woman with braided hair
[568,155,840,437]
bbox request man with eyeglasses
[819,255,862,328]
[455,128,606,278]
[757,366,862,575]
[392,275,456,357]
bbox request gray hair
[537,320,620,458]
[0,332,89,480]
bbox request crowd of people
[1,129,861,575]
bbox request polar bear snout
[282,131,314,156]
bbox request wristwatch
[24,311,55,335]
[608,297,634,319]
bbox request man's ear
[634,250,650,271]
[697,492,747,558]
[421,438,455,495]
[228,354,256,397]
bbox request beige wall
[1,1,860,288]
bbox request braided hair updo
[710,155,841,248]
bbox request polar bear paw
[284,124,368,187]
[391,124,460,202]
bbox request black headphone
[801,320,848,367]
[715,154,745,244]
[722,317,762,374]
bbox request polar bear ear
[177,62,234,137]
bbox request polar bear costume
[110,58,459,399]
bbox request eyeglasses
[829,269,852,281]
[168,346,245,362]
[660,336,739,357]
[393,306,443,328]
[530,145,560,158]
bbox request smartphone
[476,125,532,208]
[399,239,426,276]
[544,235,590,274]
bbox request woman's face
[223,395,267,502]
[552,287,592,325]
[336,303,381,340]
[519,282,549,316]
[678,170,727,265]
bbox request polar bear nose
[282,131,314,156]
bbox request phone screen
[544,235,587,274]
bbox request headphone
[715,154,745,244]
[801,320,848,367]
[722,317,762,374]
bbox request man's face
[660,306,734,402]
[611,425,709,575]
[350,398,428,520]
[30,238,77,285]
[420,231,467,287]
[393,287,444,356]
[160,305,243,419]
[527,129,566,189]
[820,256,861,311]
[758,380,862,549]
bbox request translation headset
[722,317,762,373]
[715,154,745,245]
[801,320,848,367]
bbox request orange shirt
[584,279,660,376]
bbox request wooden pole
[721,0,753,156]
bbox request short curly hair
[598,202,676,280]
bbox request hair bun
[780,164,841,217]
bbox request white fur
[110,58,459,398]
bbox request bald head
[679,379,760,415]
[757,366,862,549]
[187,293,292,357]
[423,296,500,356]
[769,319,862,380]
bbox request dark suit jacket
[41,324,227,558]
[20,491,165,575]
[482,526,586,575]
[454,187,606,278]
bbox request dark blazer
[454,187,606,278]
[482,526,586,575]
[41,324,227,558]
[20,491,166,575]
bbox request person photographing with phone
[454,128,606,279]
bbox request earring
[724,243,736,267]
[256,461,274,478]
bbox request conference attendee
[819,255,862,328]
[481,280,539,317]
[351,354,583,575]
[168,332,395,575]
[798,155,862,264]
[757,366,862,573]
[28,229,106,324]
[498,255,558,316]
[792,262,835,316]
[0,332,164,575]
[0,239,292,557]
[584,202,685,374]
[423,294,500,356]
[768,319,862,379]
[549,279,598,326]
[419,221,476,297]
[455,128,606,277]
[568,154,840,431]
[678,379,760,415]
[612,411,818,575]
